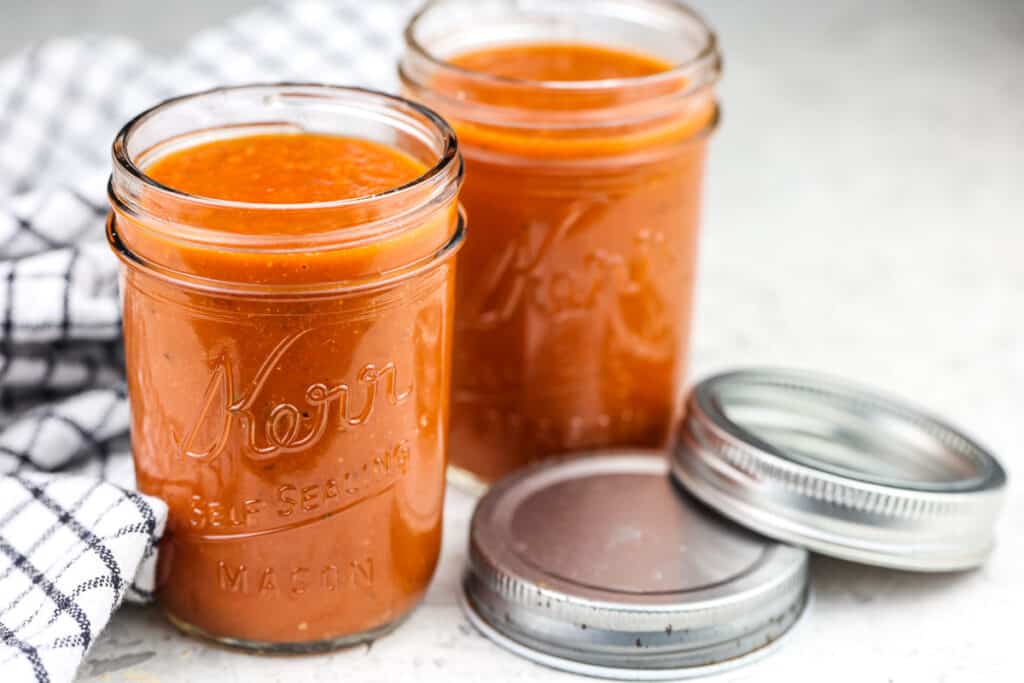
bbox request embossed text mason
[107,85,464,651]
[402,0,722,482]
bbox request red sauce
[450,42,670,81]
[416,42,716,482]
[148,134,424,204]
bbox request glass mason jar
[107,85,463,651]
[400,0,721,484]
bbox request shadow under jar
[107,85,464,651]
[401,0,722,485]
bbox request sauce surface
[127,133,451,284]
[148,133,425,205]
[423,42,714,482]
[119,132,455,645]
[449,42,672,82]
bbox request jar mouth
[402,0,721,96]
[112,83,460,213]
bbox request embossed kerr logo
[176,329,412,462]
[462,201,669,331]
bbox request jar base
[164,610,406,654]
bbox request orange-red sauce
[426,43,715,482]
[117,133,456,645]
[450,42,670,81]
[148,134,424,204]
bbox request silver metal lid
[672,368,1008,572]
[461,453,809,680]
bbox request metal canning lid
[461,453,809,680]
[672,368,1008,572]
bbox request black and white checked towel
[0,2,419,680]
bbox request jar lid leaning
[672,368,1008,572]
[461,453,810,680]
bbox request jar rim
[111,83,460,213]
[402,0,721,95]
[109,83,463,259]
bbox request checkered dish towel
[0,2,419,680]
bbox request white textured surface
[77,0,1022,681]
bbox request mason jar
[400,0,721,484]
[107,85,464,650]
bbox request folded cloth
[0,2,416,680]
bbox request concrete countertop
[5,0,1017,681]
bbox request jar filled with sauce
[400,0,721,484]
[107,85,464,650]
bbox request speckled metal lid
[460,453,809,680]
[672,368,1008,572]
